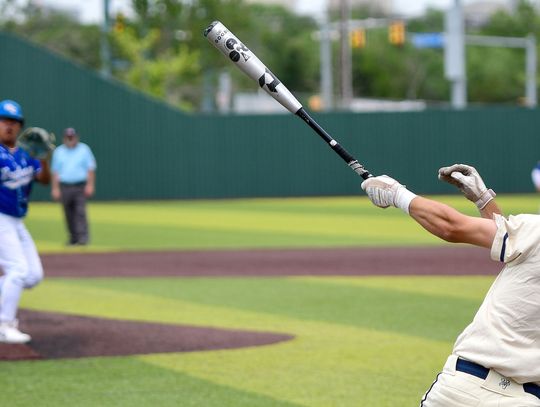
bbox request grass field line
[21,279,460,344]
[139,324,450,407]
[292,275,494,300]
[15,274,478,406]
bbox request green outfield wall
[1,31,539,200]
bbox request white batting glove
[361,175,418,214]
[438,164,496,210]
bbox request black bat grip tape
[331,145,372,179]
[331,143,355,164]
[295,108,372,179]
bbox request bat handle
[296,108,372,180]
[349,160,373,180]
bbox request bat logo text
[258,68,281,93]
[225,38,251,63]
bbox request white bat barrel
[204,21,302,114]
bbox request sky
[37,0,505,23]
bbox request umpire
[51,127,96,246]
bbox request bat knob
[361,172,373,180]
[203,21,220,37]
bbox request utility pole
[100,0,111,78]
[320,0,333,110]
[526,34,537,107]
[444,0,466,108]
[339,0,352,109]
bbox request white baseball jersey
[453,214,540,385]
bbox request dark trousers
[60,183,89,244]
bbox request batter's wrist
[395,187,418,215]
[475,189,496,210]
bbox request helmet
[0,100,24,125]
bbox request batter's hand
[438,164,496,209]
[361,175,417,214]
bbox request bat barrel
[204,21,373,180]
[203,21,302,114]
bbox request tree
[468,0,540,104]
[0,1,102,70]
[111,26,201,110]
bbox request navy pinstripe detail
[500,232,509,262]
[420,372,441,407]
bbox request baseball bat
[203,21,372,180]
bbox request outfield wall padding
[1,32,539,200]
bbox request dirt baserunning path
[1,246,498,361]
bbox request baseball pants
[0,212,43,322]
[420,355,540,406]
[60,182,89,244]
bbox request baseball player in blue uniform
[0,99,51,343]
[362,165,540,406]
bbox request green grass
[3,194,537,406]
[25,194,540,253]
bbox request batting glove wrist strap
[475,188,496,210]
[395,187,418,215]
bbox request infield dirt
[0,246,498,361]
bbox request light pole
[320,0,333,110]
[339,0,352,109]
[444,0,467,109]
[100,0,111,78]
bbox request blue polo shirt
[51,142,96,184]
[0,145,41,218]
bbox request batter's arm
[409,196,497,248]
[479,199,502,219]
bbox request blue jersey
[0,145,41,218]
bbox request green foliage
[6,194,535,405]
[2,0,540,109]
[10,273,493,406]
[246,5,319,94]
[111,27,201,110]
[0,2,102,69]
[468,0,540,104]
[467,47,524,103]
[481,0,540,38]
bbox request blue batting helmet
[0,100,24,125]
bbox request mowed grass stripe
[38,276,487,342]
[1,357,302,407]
[295,275,494,301]
[20,279,452,406]
[26,194,540,253]
[11,195,535,406]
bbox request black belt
[60,181,86,186]
[456,358,540,400]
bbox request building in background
[463,1,512,26]
[244,0,392,15]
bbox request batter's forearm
[409,196,496,248]
[480,200,502,219]
[409,197,461,243]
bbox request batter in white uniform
[0,99,51,344]
[361,163,540,406]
